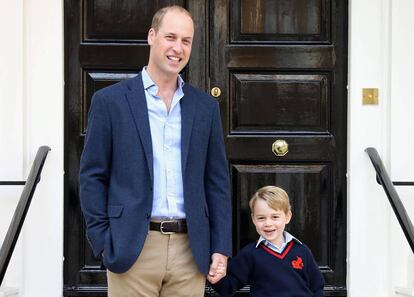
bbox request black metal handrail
[393,182,414,186]
[0,182,25,186]
[0,146,51,285]
[365,147,414,254]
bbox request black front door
[210,1,347,295]
[64,1,347,296]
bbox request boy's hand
[207,262,226,284]
[207,253,227,284]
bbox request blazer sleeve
[79,91,112,257]
[204,101,232,256]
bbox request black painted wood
[231,0,330,43]
[230,73,329,132]
[211,0,348,293]
[0,146,50,285]
[84,0,184,42]
[64,0,209,293]
[231,163,331,265]
[65,0,348,295]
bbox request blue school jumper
[212,239,324,297]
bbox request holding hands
[207,253,227,284]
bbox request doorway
[64,1,348,295]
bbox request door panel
[82,72,139,134]
[232,163,333,277]
[211,0,347,295]
[230,73,329,132]
[84,0,185,41]
[233,0,330,42]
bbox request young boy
[208,186,324,297]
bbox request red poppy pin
[291,256,304,270]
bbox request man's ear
[147,28,155,45]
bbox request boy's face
[251,199,292,247]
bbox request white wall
[389,0,414,293]
[348,0,391,296]
[0,0,24,290]
[0,0,64,296]
[22,0,64,295]
[349,0,414,296]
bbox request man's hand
[207,253,228,284]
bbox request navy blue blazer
[79,73,232,274]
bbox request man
[79,5,232,297]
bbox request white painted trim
[347,0,399,296]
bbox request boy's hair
[151,5,193,32]
[249,186,291,214]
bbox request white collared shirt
[141,67,185,219]
[255,231,302,253]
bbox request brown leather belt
[149,219,187,234]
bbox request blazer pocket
[107,205,124,218]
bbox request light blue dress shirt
[141,68,185,219]
[255,231,301,253]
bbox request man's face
[147,10,194,79]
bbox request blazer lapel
[181,85,196,175]
[125,73,153,183]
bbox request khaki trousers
[107,231,205,297]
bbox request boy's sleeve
[211,246,252,297]
[304,245,325,297]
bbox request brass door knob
[210,87,221,98]
[272,139,289,156]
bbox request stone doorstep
[396,287,414,297]
[0,287,19,297]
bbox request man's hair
[151,5,193,32]
[249,186,291,214]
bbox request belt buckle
[160,220,174,235]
